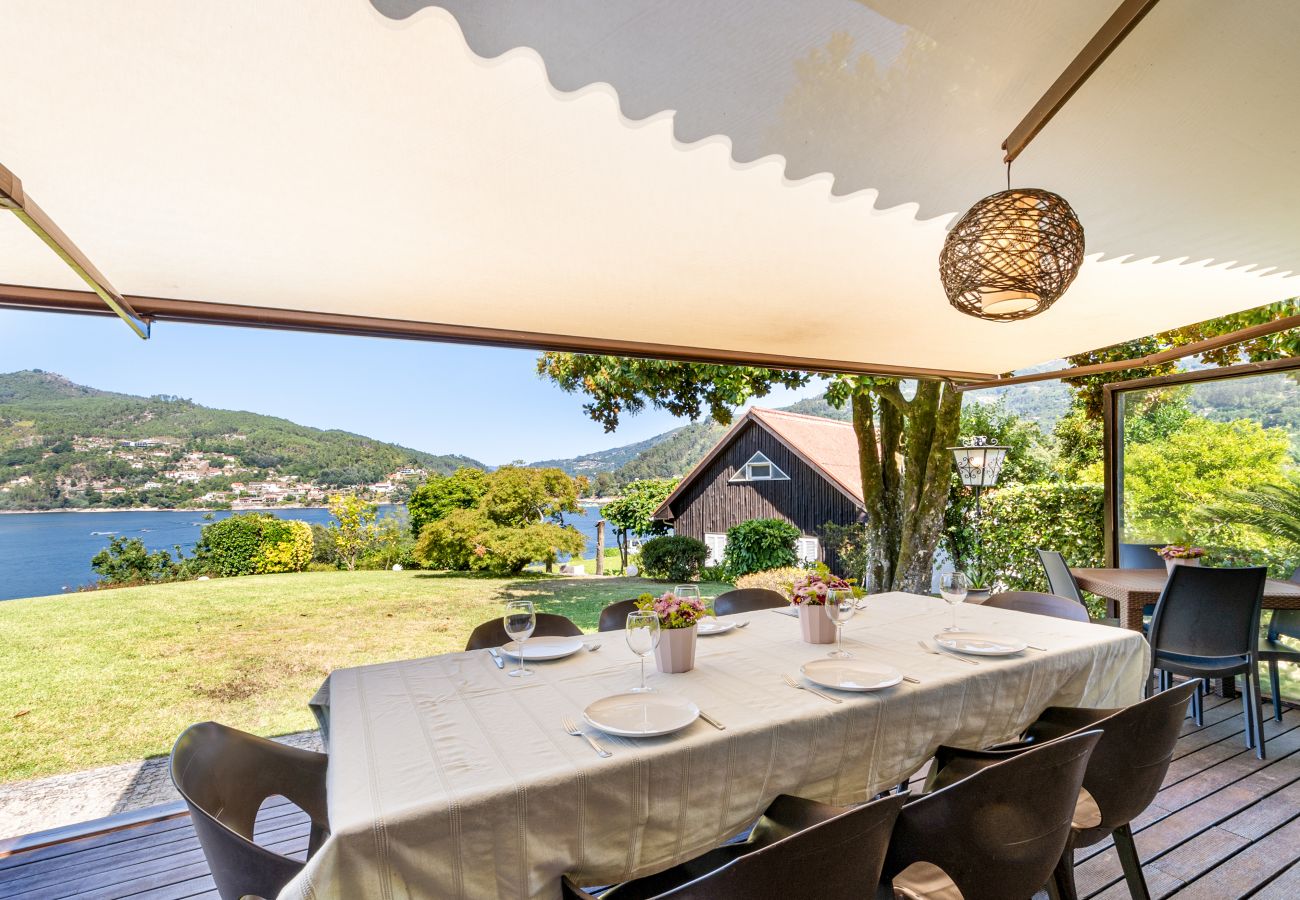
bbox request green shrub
[733,566,802,597]
[639,535,709,582]
[415,507,585,575]
[194,514,314,576]
[982,482,1105,592]
[90,537,184,586]
[723,518,800,578]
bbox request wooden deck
[1,697,1296,899]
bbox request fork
[917,639,980,666]
[562,716,611,758]
[782,673,843,704]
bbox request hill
[0,370,482,511]
[528,431,674,476]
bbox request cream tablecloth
[281,592,1149,900]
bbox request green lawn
[0,571,731,783]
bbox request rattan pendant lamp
[939,174,1085,322]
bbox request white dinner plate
[583,693,700,737]
[933,632,1028,656]
[499,635,586,661]
[800,659,903,692]
[698,619,736,636]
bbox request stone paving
[0,730,323,841]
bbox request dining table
[1070,567,1300,632]
[282,591,1149,900]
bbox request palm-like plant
[1207,472,1300,548]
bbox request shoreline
[0,505,341,516]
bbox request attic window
[730,452,789,483]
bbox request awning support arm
[1002,0,1161,163]
[0,164,148,338]
[956,314,1300,391]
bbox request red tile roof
[748,408,863,505]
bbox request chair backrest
[881,730,1101,900]
[170,722,329,900]
[562,793,904,900]
[1147,565,1267,660]
[713,588,789,617]
[598,598,641,633]
[1275,569,1300,640]
[1119,543,1165,569]
[984,590,1090,623]
[464,612,583,650]
[1036,549,1086,605]
[1075,680,1198,835]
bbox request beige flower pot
[1165,557,1201,575]
[798,604,836,644]
[654,625,698,673]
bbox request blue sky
[0,309,824,465]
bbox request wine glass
[825,589,855,658]
[625,611,661,693]
[939,572,969,632]
[503,600,536,678]
[676,585,708,621]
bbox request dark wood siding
[669,421,864,576]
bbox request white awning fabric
[2,1,1298,376]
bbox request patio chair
[561,792,904,900]
[879,729,1101,900]
[598,598,640,632]
[464,612,583,650]
[1261,566,1300,721]
[983,590,1090,623]
[170,722,329,900]
[1147,565,1267,757]
[1037,548,1120,625]
[924,680,1199,900]
[712,588,789,617]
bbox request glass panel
[749,463,771,479]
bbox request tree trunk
[595,520,606,575]
[852,379,962,594]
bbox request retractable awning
[2,1,1298,377]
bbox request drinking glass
[625,611,661,693]
[825,590,855,658]
[503,600,536,678]
[939,572,969,632]
[675,585,707,620]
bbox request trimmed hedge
[639,535,710,582]
[982,482,1105,591]
[722,518,800,579]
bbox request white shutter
[797,536,820,564]
[704,533,728,566]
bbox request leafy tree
[602,479,676,570]
[406,467,488,537]
[328,494,378,571]
[722,518,801,578]
[539,355,963,593]
[412,466,588,574]
[1209,472,1300,551]
[91,537,184,585]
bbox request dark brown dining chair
[712,588,789,617]
[170,722,329,900]
[598,598,641,632]
[1147,565,1267,755]
[562,792,904,900]
[926,680,1198,900]
[1261,567,1300,721]
[464,612,583,650]
[880,730,1101,900]
[984,590,1090,623]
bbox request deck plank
[0,708,1295,900]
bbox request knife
[487,647,505,669]
[699,710,726,730]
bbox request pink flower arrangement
[1157,545,1205,560]
[786,571,863,606]
[635,591,709,629]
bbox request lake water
[0,504,607,602]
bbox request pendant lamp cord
[1006,161,1012,191]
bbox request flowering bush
[635,591,709,629]
[786,570,863,606]
[1157,545,1206,560]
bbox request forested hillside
[0,371,481,510]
